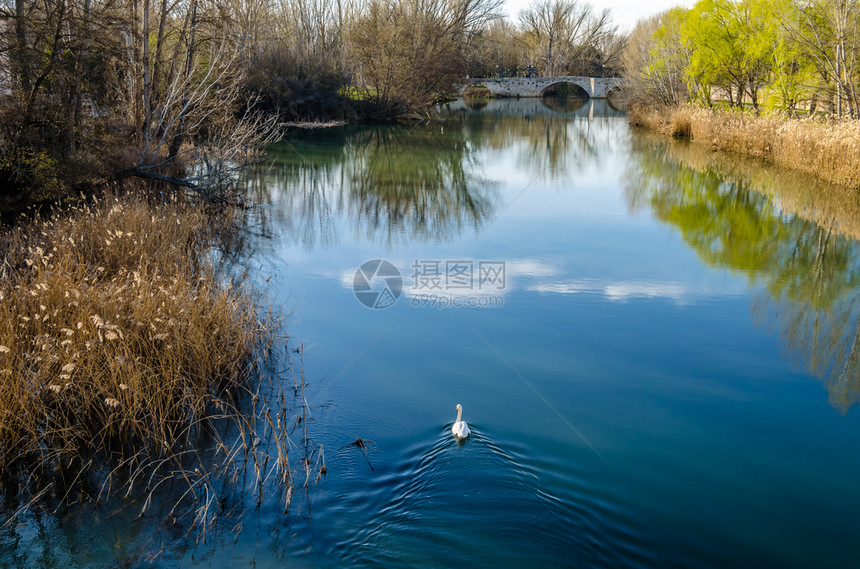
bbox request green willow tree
[767,0,816,115]
[624,0,860,117]
[681,0,774,111]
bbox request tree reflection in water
[253,123,498,247]
[450,97,624,183]
[625,132,860,412]
[251,98,625,247]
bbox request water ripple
[323,427,657,569]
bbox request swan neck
[456,406,462,423]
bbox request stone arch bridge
[459,76,624,99]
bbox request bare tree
[347,0,501,115]
[466,19,529,77]
[784,0,860,118]
[0,0,281,205]
[621,11,688,106]
[518,0,614,77]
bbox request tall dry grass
[0,192,297,529]
[629,105,860,188]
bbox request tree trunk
[14,0,31,93]
[168,0,198,162]
[547,35,553,77]
[150,0,170,115]
[749,84,759,115]
[836,40,843,119]
[70,0,93,154]
[142,0,152,140]
[19,0,67,137]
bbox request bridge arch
[540,81,590,99]
[462,83,491,97]
[458,76,624,99]
[605,85,624,99]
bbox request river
[3,97,860,568]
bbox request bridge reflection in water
[449,96,626,118]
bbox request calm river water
[3,97,860,568]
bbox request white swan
[452,404,471,440]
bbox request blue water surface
[3,97,859,569]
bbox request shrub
[0,191,291,527]
[0,148,69,214]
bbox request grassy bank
[0,191,292,526]
[629,105,860,188]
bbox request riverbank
[629,105,860,189]
[281,120,348,129]
[631,129,860,242]
[0,190,290,526]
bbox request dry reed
[0,191,296,530]
[629,105,860,188]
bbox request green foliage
[679,0,774,110]
[764,0,816,114]
[627,0,860,116]
[0,148,69,213]
[681,0,736,103]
